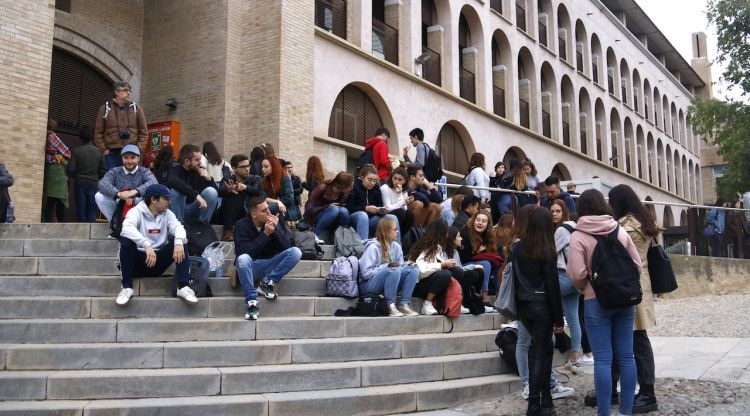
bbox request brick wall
[0,0,56,223]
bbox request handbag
[494,260,517,320]
[703,224,717,237]
[647,238,678,294]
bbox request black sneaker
[259,281,277,300]
[584,389,619,407]
[632,392,658,414]
[245,300,259,320]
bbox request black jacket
[511,242,564,327]
[233,216,292,260]
[218,174,262,199]
[166,165,217,203]
[290,174,303,207]
[347,180,384,218]
[452,210,471,230]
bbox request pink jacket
[566,215,642,300]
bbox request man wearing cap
[95,144,158,222]
[116,184,197,306]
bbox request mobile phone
[407,190,416,196]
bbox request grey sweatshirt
[554,220,576,270]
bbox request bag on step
[171,256,212,298]
[334,225,363,258]
[185,222,218,256]
[201,241,233,278]
[354,294,389,316]
[291,229,324,260]
[433,277,462,319]
[326,256,359,298]
[494,327,519,375]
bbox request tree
[688,0,750,198]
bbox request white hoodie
[120,201,187,251]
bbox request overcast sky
[634,0,741,101]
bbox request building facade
[0,0,708,225]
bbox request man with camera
[94,81,148,170]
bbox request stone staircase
[0,223,519,415]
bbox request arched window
[328,85,385,146]
[436,123,469,173]
[551,163,571,180]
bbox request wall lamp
[165,98,178,110]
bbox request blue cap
[121,144,140,156]
[143,184,171,199]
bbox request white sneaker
[564,360,582,374]
[484,305,495,313]
[550,384,575,399]
[388,303,404,317]
[460,306,470,314]
[397,304,419,316]
[176,286,199,304]
[521,383,529,400]
[115,288,134,306]
[421,300,438,315]
[580,354,595,364]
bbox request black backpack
[494,327,519,375]
[171,256,212,298]
[185,222,219,256]
[290,229,323,260]
[401,227,425,258]
[422,143,444,182]
[356,147,375,175]
[586,226,642,309]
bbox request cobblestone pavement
[429,292,750,415]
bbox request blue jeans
[465,260,497,292]
[314,205,349,236]
[104,149,122,171]
[359,266,418,305]
[499,193,513,215]
[585,299,636,416]
[558,270,582,354]
[349,211,400,243]
[169,187,219,224]
[235,247,302,302]
[516,320,558,388]
[75,182,98,222]
[440,210,455,225]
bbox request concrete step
[0,314,502,344]
[0,374,518,415]
[0,257,331,277]
[0,223,93,240]
[2,330,499,370]
[0,352,505,400]
[0,276,327,297]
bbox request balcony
[421,47,441,87]
[558,37,566,61]
[520,99,530,128]
[580,131,587,154]
[539,22,548,47]
[542,110,551,138]
[372,19,398,65]
[315,0,346,39]
[562,121,570,147]
[493,86,506,118]
[460,68,476,103]
[516,4,526,32]
[576,51,583,72]
[490,0,503,14]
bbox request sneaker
[460,306,470,314]
[484,305,495,313]
[585,389,619,407]
[397,304,419,316]
[388,303,404,317]
[421,300,438,315]
[115,288,134,306]
[521,383,529,400]
[259,281,278,300]
[176,286,199,304]
[550,384,575,400]
[106,232,118,240]
[564,360,582,374]
[580,354,595,364]
[245,300,259,320]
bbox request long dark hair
[576,189,613,217]
[608,184,658,237]
[521,208,556,260]
[153,144,174,171]
[202,141,222,165]
[444,226,462,255]
[513,204,538,240]
[408,219,449,261]
[468,152,485,171]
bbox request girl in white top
[379,167,415,234]
[464,152,489,202]
[202,141,232,187]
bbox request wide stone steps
[0,314,503,344]
[0,374,519,416]
[1,330,500,370]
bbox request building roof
[599,0,706,89]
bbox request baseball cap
[121,144,140,156]
[143,184,171,199]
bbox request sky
[634,0,741,101]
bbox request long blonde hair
[375,218,397,263]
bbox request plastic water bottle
[5,202,14,223]
[214,263,223,279]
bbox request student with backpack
[567,189,642,416]
[402,127,444,183]
[347,164,400,242]
[358,218,419,317]
[361,127,392,183]
[304,172,353,237]
[408,219,460,315]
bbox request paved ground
[403,292,750,415]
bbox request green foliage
[688,0,750,197]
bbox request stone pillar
[351,0,373,52]
[384,0,405,69]
[0,0,55,223]
[426,25,444,85]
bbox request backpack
[433,277,462,319]
[109,198,136,238]
[494,327,519,375]
[354,294,389,316]
[334,225,364,258]
[356,147,375,175]
[559,223,575,263]
[171,256,212,298]
[290,229,324,260]
[326,256,359,298]
[401,226,425,257]
[421,143,444,183]
[585,226,642,309]
[185,222,219,256]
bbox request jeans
[119,238,189,289]
[349,211,400,243]
[235,247,302,302]
[104,149,122,171]
[465,260,497,292]
[585,299,636,416]
[516,320,558,388]
[95,192,142,222]
[75,182,98,222]
[499,193,513,215]
[558,270,582,354]
[518,301,555,412]
[169,187,219,224]
[359,266,418,305]
[314,205,349,236]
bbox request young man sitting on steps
[233,196,302,320]
[116,184,198,306]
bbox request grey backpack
[334,225,364,258]
[326,256,359,298]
